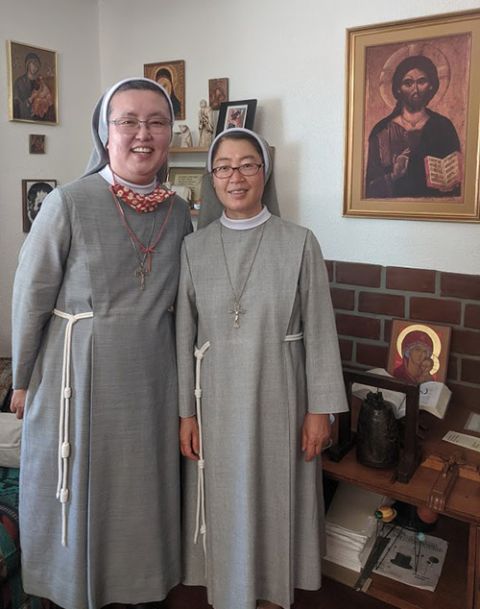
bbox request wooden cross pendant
[135,266,147,290]
[229,301,245,328]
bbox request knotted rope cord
[193,341,210,562]
[53,309,94,546]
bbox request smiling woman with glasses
[11,77,192,609]
[176,127,348,609]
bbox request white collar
[99,165,157,195]
[220,206,271,230]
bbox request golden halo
[396,324,441,375]
[379,42,451,111]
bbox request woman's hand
[179,415,200,461]
[301,413,331,462]
[10,389,27,420]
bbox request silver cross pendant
[135,266,147,290]
[229,301,245,328]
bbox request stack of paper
[324,482,388,572]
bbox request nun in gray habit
[11,78,191,608]
[176,128,348,609]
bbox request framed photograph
[168,167,205,205]
[22,179,57,232]
[7,41,58,124]
[144,59,185,120]
[344,10,480,222]
[215,99,257,136]
[387,319,451,384]
[29,134,45,154]
[208,78,229,110]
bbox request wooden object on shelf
[422,453,480,483]
[329,368,421,483]
[427,456,460,511]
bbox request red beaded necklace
[110,181,175,290]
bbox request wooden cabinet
[323,443,480,609]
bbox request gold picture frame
[7,41,58,124]
[344,10,480,222]
[144,59,185,120]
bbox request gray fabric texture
[176,215,348,609]
[197,128,280,229]
[12,174,191,609]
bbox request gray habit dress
[12,173,191,609]
[176,214,348,609]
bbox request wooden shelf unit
[323,440,480,609]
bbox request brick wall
[326,261,480,408]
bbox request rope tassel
[193,341,210,562]
[53,308,93,546]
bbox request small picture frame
[208,78,229,110]
[143,59,185,120]
[215,99,257,136]
[22,179,57,232]
[168,167,205,206]
[29,134,45,154]
[7,41,58,124]
[387,319,451,384]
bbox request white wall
[1,0,479,355]
[0,0,101,355]
[97,0,480,271]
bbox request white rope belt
[284,332,304,342]
[53,308,93,546]
[193,341,210,561]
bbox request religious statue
[176,124,193,148]
[198,99,214,148]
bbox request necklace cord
[111,188,175,276]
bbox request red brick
[335,314,381,340]
[356,343,389,369]
[325,260,334,282]
[331,287,355,311]
[450,329,480,357]
[336,262,382,287]
[465,304,480,330]
[441,273,480,300]
[447,356,458,381]
[384,319,395,343]
[447,383,480,408]
[386,267,436,293]
[410,297,461,325]
[358,292,404,317]
[339,338,353,362]
[461,359,480,384]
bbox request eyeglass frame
[108,117,173,132]
[211,163,264,179]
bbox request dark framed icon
[22,179,57,232]
[215,99,257,136]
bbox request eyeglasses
[211,163,264,179]
[109,117,173,133]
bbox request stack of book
[324,482,388,572]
